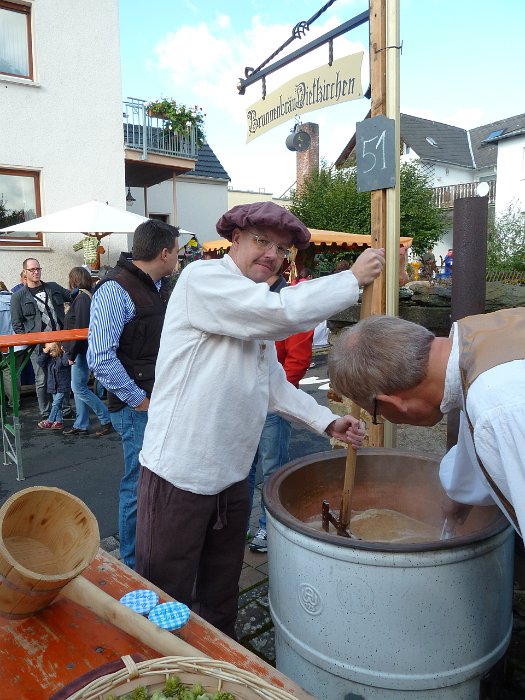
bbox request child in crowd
[36,342,71,430]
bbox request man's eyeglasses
[247,232,291,260]
[25,267,42,273]
[371,397,379,425]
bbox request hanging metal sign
[246,52,363,143]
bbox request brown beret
[216,201,311,250]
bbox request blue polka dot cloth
[119,589,159,616]
[148,600,191,631]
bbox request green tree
[487,201,525,271]
[290,161,446,256]
[0,200,21,229]
[399,162,447,255]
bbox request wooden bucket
[0,486,100,618]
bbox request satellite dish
[285,129,311,152]
[476,182,490,197]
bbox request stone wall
[329,282,525,336]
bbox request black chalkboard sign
[356,115,396,192]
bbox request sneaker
[249,528,268,553]
[37,420,53,429]
[50,422,64,430]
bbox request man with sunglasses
[11,259,71,418]
[329,311,525,540]
[136,201,384,638]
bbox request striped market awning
[202,229,413,252]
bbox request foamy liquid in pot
[307,508,442,543]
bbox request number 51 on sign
[356,115,396,192]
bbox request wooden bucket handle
[63,577,206,659]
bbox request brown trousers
[135,466,250,639]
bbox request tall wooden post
[368,0,387,293]
[365,0,387,447]
[384,0,401,448]
[364,0,400,448]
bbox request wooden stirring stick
[335,262,384,536]
[338,402,362,535]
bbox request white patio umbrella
[0,200,148,234]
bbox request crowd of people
[0,202,522,642]
[418,246,453,282]
[2,261,115,435]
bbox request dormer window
[426,137,438,147]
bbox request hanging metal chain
[244,0,338,79]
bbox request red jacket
[270,274,313,387]
[276,329,314,388]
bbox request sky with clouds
[119,0,524,197]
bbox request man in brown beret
[136,202,384,638]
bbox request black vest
[98,253,167,411]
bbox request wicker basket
[64,655,302,700]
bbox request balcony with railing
[123,97,199,160]
[432,180,496,208]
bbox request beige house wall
[227,189,291,210]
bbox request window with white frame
[0,1,32,80]
[0,169,42,246]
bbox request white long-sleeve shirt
[139,254,361,494]
[439,324,525,536]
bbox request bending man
[329,310,525,538]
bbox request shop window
[0,1,33,80]
[0,169,42,246]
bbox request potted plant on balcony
[146,98,206,146]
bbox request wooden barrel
[0,486,100,618]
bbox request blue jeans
[248,413,292,531]
[110,405,148,569]
[30,350,71,417]
[48,392,65,423]
[71,353,111,430]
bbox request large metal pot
[264,449,514,699]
